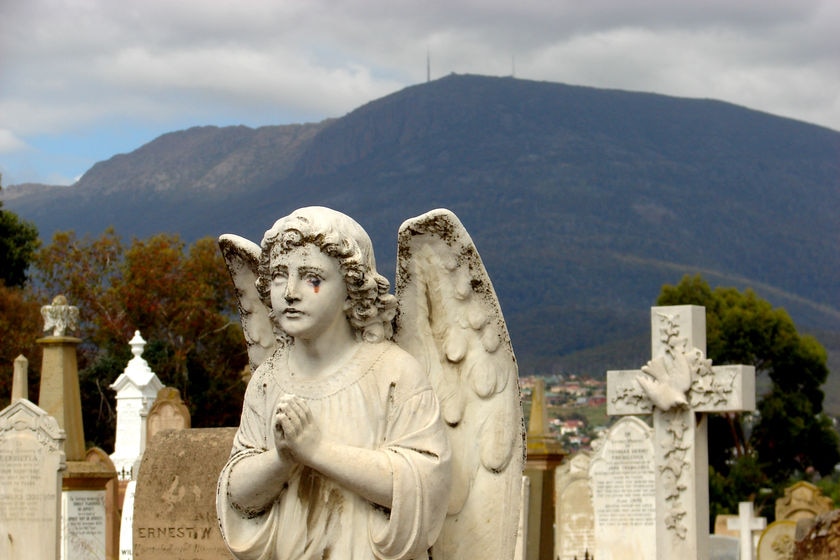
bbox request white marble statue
[216,207,523,560]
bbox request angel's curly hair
[256,206,396,344]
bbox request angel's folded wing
[218,234,277,372]
[394,209,524,559]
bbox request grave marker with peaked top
[0,398,66,559]
[607,305,756,559]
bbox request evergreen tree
[0,176,40,287]
[657,274,840,518]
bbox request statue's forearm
[304,443,394,509]
[226,450,295,513]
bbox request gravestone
[776,481,832,521]
[727,501,765,560]
[110,331,163,480]
[145,387,190,441]
[709,535,740,560]
[715,514,740,538]
[119,481,136,560]
[133,428,236,559]
[793,509,840,559]
[608,305,756,560]
[0,398,66,559]
[757,519,796,560]
[555,452,595,560]
[589,416,656,559]
[63,490,107,560]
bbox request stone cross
[607,305,756,560]
[726,502,765,560]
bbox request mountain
[4,73,840,382]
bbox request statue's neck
[289,329,357,380]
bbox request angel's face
[269,242,350,342]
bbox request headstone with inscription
[0,398,66,559]
[133,428,236,559]
[589,416,656,559]
[63,490,107,560]
[555,452,595,560]
[607,305,756,560]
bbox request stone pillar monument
[525,378,565,560]
[36,295,119,560]
[110,331,163,480]
[37,295,85,462]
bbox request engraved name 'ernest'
[136,526,214,539]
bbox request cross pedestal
[607,305,756,560]
[727,502,765,560]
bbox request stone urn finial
[41,294,80,337]
[129,330,146,359]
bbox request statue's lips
[282,308,304,318]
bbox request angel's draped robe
[217,341,451,560]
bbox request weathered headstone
[608,305,756,560]
[555,452,595,560]
[793,509,840,559]
[86,447,122,560]
[110,331,163,480]
[727,501,766,560]
[757,519,796,560]
[133,428,236,559]
[0,398,66,559]
[776,481,833,521]
[145,387,190,442]
[590,416,656,559]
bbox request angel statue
[216,206,524,560]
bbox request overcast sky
[1,0,838,186]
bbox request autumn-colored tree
[0,284,43,404]
[35,230,248,448]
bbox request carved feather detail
[218,234,277,373]
[394,209,524,559]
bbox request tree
[0,283,43,403]
[35,229,248,447]
[657,274,840,518]
[0,175,40,287]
